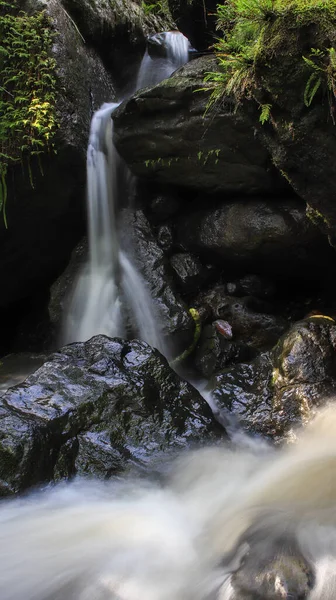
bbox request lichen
[0,1,58,226]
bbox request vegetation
[0,1,58,226]
[205,0,336,120]
[141,0,172,21]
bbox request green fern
[259,103,272,124]
[205,0,336,117]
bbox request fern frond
[304,72,322,106]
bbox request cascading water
[63,102,163,351]
[136,31,190,90]
[63,31,190,353]
[1,405,336,599]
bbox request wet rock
[48,239,88,337]
[250,11,336,245]
[0,335,219,496]
[227,274,275,300]
[121,210,194,352]
[176,197,334,278]
[149,192,180,222]
[194,323,251,378]
[211,316,336,441]
[169,253,210,294]
[229,518,314,600]
[157,224,174,252]
[194,287,287,353]
[113,56,283,195]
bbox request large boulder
[113,56,284,195]
[211,316,336,441]
[0,335,219,496]
[176,197,335,278]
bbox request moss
[0,1,58,225]
[306,204,331,228]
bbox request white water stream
[1,406,336,599]
[63,32,190,354]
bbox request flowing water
[63,103,163,351]
[63,31,190,353]
[136,31,190,90]
[1,405,336,599]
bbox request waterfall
[63,104,163,351]
[136,31,190,90]
[1,405,336,599]
[63,31,190,352]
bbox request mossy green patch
[0,1,58,226]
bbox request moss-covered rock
[207,1,336,242]
[211,316,336,441]
[113,56,285,194]
[0,335,220,496]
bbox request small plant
[259,102,272,124]
[0,2,58,226]
[303,47,336,119]
[141,0,171,19]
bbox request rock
[250,10,336,245]
[157,224,174,252]
[194,323,251,378]
[226,274,275,300]
[121,210,195,352]
[211,316,336,441]
[194,287,288,353]
[149,192,180,222]
[0,335,220,496]
[169,252,210,294]
[229,519,314,600]
[167,0,217,51]
[48,239,88,337]
[113,56,284,195]
[55,0,173,90]
[176,197,334,278]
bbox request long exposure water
[1,405,336,599]
[63,32,190,353]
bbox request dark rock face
[193,286,288,352]
[194,323,251,378]
[167,0,217,51]
[48,239,88,338]
[0,335,219,496]
[251,14,336,245]
[121,209,195,353]
[176,197,333,277]
[169,252,211,294]
[113,57,283,195]
[211,317,336,441]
